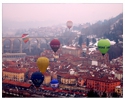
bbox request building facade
[2,68,26,82]
[61,46,82,57]
[88,51,110,66]
[86,77,121,93]
[2,53,27,61]
[115,86,123,97]
[43,73,51,85]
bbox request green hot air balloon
[97,39,110,56]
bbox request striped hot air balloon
[22,34,29,43]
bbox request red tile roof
[73,58,83,61]
[3,67,26,73]
[57,89,68,93]
[43,72,50,76]
[2,68,5,71]
[42,86,53,91]
[61,74,77,79]
[28,67,39,72]
[3,61,17,66]
[2,79,31,88]
[87,77,121,83]
[20,68,27,72]
[29,62,37,67]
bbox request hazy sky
[2,3,123,26]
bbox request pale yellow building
[61,75,77,85]
[61,45,82,57]
[43,73,51,85]
[2,68,26,82]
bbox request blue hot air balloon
[31,71,44,88]
[50,79,59,90]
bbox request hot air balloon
[97,39,110,56]
[66,21,73,30]
[22,34,29,43]
[50,38,60,53]
[36,57,49,73]
[50,79,59,91]
[31,71,44,88]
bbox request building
[2,67,26,82]
[88,51,109,66]
[61,45,82,57]
[43,73,51,85]
[2,53,27,61]
[86,77,121,95]
[2,79,32,97]
[58,73,77,85]
[2,60,17,68]
[77,75,87,87]
[115,86,123,97]
[3,79,32,89]
[57,74,63,83]
[114,71,123,80]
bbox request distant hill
[77,13,123,60]
[80,13,123,38]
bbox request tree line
[87,89,121,98]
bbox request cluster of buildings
[14,26,66,37]
[2,44,123,97]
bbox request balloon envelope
[22,34,29,43]
[37,57,49,73]
[97,39,110,55]
[50,79,59,90]
[31,71,44,88]
[50,39,60,53]
[66,21,73,29]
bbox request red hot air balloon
[66,21,73,29]
[50,39,60,53]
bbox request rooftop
[3,53,27,55]
[87,76,120,83]
[3,79,31,88]
[62,46,80,50]
[3,67,26,73]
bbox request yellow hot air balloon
[36,57,49,73]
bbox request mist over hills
[80,13,123,37]
[2,19,61,29]
[2,13,123,37]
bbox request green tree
[92,38,96,44]
[86,38,89,47]
[87,89,100,97]
[101,92,107,97]
[108,44,123,60]
[114,36,119,44]
[111,92,119,97]
[87,89,95,97]
[78,35,83,47]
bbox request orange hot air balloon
[66,21,73,29]
[36,57,49,73]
